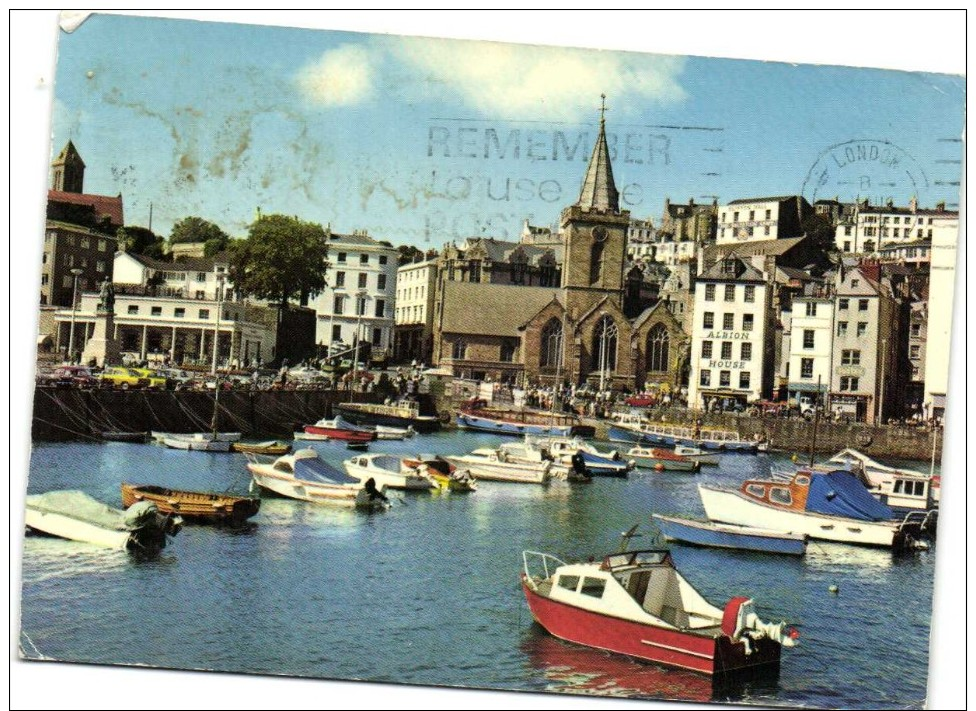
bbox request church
[431,106,688,393]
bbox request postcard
[12,10,965,710]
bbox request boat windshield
[294,456,360,485]
[371,455,403,473]
[602,550,670,570]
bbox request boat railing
[522,550,567,586]
[898,509,936,531]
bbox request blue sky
[50,13,965,248]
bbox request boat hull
[522,578,780,677]
[162,436,233,452]
[699,485,901,548]
[121,483,260,525]
[343,461,435,491]
[249,468,380,509]
[609,425,757,453]
[101,431,149,443]
[444,456,549,484]
[337,404,440,433]
[302,425,375,443]
[232,441,292,455]
[653,515,807,556]
[25,507,133,549]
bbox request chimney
[688,197,695,207]
[886,198,894,208]
[936,201,946,212]
[909,196,918,213]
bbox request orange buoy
[654,463,665,472]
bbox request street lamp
[66,267,84,363]
[353,289,369,375]
[211,274,225,375]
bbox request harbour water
[19,432,939,709]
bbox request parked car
[101,367,151,390]
[36,365,99,388]
[128,368,168,389]
[157,368,196,389]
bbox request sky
[46,12,965,248]
[10,10,969,711]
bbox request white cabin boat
[445,447,551,484]
[674,445,721,466]
[828,448,938,510]
[343,453,436,491]
[161,434,233,452]
[247,449,389,510]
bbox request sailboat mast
[808,375,821,467]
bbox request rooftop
[48,189,124,228]
[441,282,562,337]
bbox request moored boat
[402,454,478,492]
[337,400,440,433]
[524,435,634,477]
[24,490,181,552]
[609,414,758,453]
[302,417,377,443]
[151,430,242,444]
[521,546,797,678]
[674,445,721,466]
[457,399,595,438]
[231,441,292,455]
[374,424,415,440]
[247,449,389,510]
[652,514,807,556]
[343,453,437,491]
[629,446,700,473]
[445,447,551,484]
[161,434,233,452]
[698,469,928,549]
[828,448,938,510]
[101,431,149,443]
[121,483,260,526]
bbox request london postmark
[801,139,929,205]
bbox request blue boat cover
[805,470,894,521]
[295,456,360,485]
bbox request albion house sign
[702,330,752,341]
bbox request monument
[81,278,120,366]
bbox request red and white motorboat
[301,417,376,444]
[521,547,797,678]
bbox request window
[723,313,734,330]
[765,209,771,219]
[733,211,739,221]
[744,285,755,303]
[374,299,385,318]
[647,324,669,372]
[540,318,563,368]
[805,302,817,317]
[840,376,860,391]
[360,254,369,265]
[357,273,368,289]
[151,306,162,316]
[196,272,207,282]
[335,271,346,287]
[377,274,387,290]
[858,299,869,311]
[770,487,792,505]
[739,371,751,389]
[741,342,752,361]
[379,255,388,265]
[839,298,849,310]
[333,295,345,315]
[196,309,209,320]
[593,316,618,372]
[98,239,107,251]
[356,296,367,316]
[844,241,851,252]
[803,330,815,349]
[41,274,49,285]
[910,345,921,359]
[704,284,715,301]
[746,483,766,498]
[841,349,861,366]
[801,358,814,378]
[764,226,770,236]
[719,370,731,387]
[372,328,382,346]
[469,260,482,282]
[127,305,138,315]
[837,321,848,337]
[857,322,867,337]
[721,341,732,359]
[749,210,755,220]
[173,307,185,318]
[500,339,518,363]
[580,577,606,599]
[62,276,72,288]
[557,575,580,591]
[724,285,735,302]
[851,279,859,288]
[80,237,90,249]
[703,312,714,329]
[742,314,754,331]
[700,369,711,386]
[452,340,467,360]
[337,252,346,263]
[332,325,341,342]
[701,340,713,359]
[911,323,921,338]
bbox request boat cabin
[739,469,896,522]
[740,471,811,511]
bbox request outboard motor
[571,452,590,478]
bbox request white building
[307,231,398,354]
[787,288,835,404]
[923,211,960,421]
[834,199,958,255]
[687,254,774,410]
[114,250,230,300]
[717,195,812,245]
[394,258,437,363]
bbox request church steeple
[576,94,619,214]
[52,140,86,193]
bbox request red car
[38,366,98,388]
[625,395,657,407]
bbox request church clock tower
[559,97,631,317]
[51,140,86,193]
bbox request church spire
[52,140,86,193]
[576,94,619,213]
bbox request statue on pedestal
[98,278,115,313]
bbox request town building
[687,254,776,410]
[907,299,927,415]
[834,198,958,255]
[437,237,561,288]
[827,263,902,424]
[114,250,231,298]
[628,199,717,266]
[306,230,398,357]
[393,257,437,364]
[877,238,931,266]
[716,195,813,245]
[787,284,835,406]
[923,209,960,422]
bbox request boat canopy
[805,471,894,521]
[26,490,129,531]
[294,456,361,486]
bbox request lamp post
[211,275,225,375]
[66,267,84,363]
[353,289,369,377]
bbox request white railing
[522,550,567,587]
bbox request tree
[169,216,229,249]
[117,226,166,259]
[801,213,837,254]
[229,214,329,308]
[397,244,423,266]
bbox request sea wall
[30,388,394,441]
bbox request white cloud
[389,36,686,120]
[296,44,376,106]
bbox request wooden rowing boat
[231,441,292,455]
[120,483,260,526]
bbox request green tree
[117,225,166,259]
[229,214,329,308]
[801,213,837,253]
[169,216,229,249]
[397,244,423,265]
